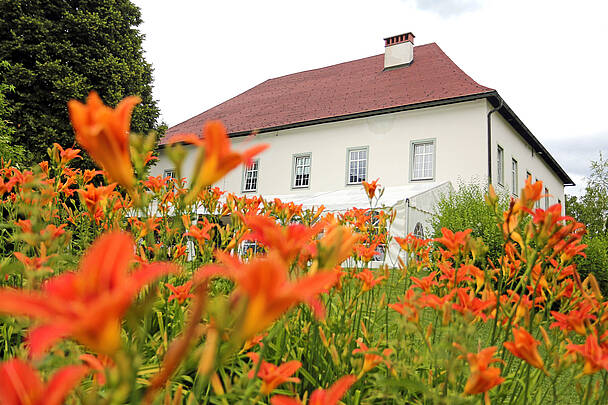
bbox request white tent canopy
[264,181,452,212]
[265,181,453,267]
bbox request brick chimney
[384,32,415,69]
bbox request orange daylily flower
[169,121,268,201]
[185,219,217,249]
[15,219,33,234]
[77,183,117,217]
[389,288,420,323]
[143,150,158,166]
[240,213,322,263]
[451,287,495,322]
[79,353,114,385]
[52,143,81,166]
[0,358,88,405]
[241,333,267,353]
[566,332,608,374]
[438,262,473,289]
[519,176,543,209]
[247,352,301,395]
[352,338,393,375]
[165,281,195,304]
[435,228,472,256]
[170,244,188,260]
[418,290,456,311]
[271,375,357,405]
[82,169,103,184]
[13,245,55,273]
[354,268,386,292]
[41,223,67,239]
[314,221,360,269]
[410,271,439,292]
[550,303,596,336]
[503,326,544,369]
[68,91,140,188]
[0,232,176,357]
[462,346,504,400]
[197,252,338,339]
[143,175,170,193]
[270,198,304,222]
[362,178,380,200]
[354,243,379,263]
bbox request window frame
[511,158,518,195]
[497,145,504,186]
[291,153,312,189]
[544,187,549,209]
[242,159,259,193]
[163,168,176,179]
[409,139,436,182]
[345,146,369,185]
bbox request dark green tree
[0,0,160,164]
[0,61,26,165]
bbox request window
[243,160,259,192]
[413,222,425,239]
[240,240,264,257]
[371,244,386,262]
[544,187,549,209]
[293,154,311,188]
[163,169,176,179]
[411,140,435,180]
[497,146,504,186]
[347,147,367,184]
[511,159,518,194]
[526,171,532,182]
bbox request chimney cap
[384,32,415,47]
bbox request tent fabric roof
[160,43,493,144]
[263,182,451,212]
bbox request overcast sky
[133,0,608,194]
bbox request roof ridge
[265,42,438,82]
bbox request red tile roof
[160,43,494,144]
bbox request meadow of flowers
[0,92,605,404]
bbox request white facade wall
[153,100,491,195]
[487,100,566,210]
[152,98,567,208]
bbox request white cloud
[411,0,482,17]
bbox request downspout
[405,198,410,266]
[487,98,504,187]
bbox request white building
[153,32,573,244]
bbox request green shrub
[576,235,608,294]
[431,181,509,261]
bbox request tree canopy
[566,153,608,237]
[0,0,160,164]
